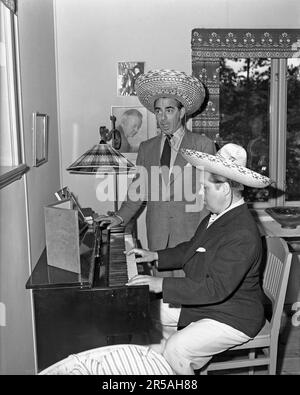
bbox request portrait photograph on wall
[111,106,148,154]
[117,61,145,96]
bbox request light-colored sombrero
[135,69,206,116]
[181,143,271,188]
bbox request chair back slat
[263,237,293,330]
[263,253,282,302]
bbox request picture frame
[117,61,145,96]
[111,106,148,161]
[32,112,48,167]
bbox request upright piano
[26,223,150,372]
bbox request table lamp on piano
[66,116,135,213]
[66,120,140,283]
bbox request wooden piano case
[26,227,150,372]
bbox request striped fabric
[67,143,135,174]
[39,345,174,375]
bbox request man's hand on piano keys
[94,214,123,229]
[126,248,158,263]
[126,275,163,293]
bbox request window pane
[0,5,12,165]
[0,3,20,167]
[219,58,271,202]
[286,58,300,202]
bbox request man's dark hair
[154,97,184,110]
[209,173,244,193]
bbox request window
[0,0,27,189]
[191,29,300,207]
[219,58,271,203]
[218,57,300,205]
[286,58,300,202]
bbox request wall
[55,0,300,247]
[0,180,32,374]
[19,0,60,266]
[0,0,60,374]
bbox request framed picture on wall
[32,112,49,167]
[117,61,145,96]
[111,106,148,157]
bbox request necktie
[160,134,173,168]
[160,134,173,185]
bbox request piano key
[124,233,138,280]
[107,230,138,286]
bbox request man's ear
[222,182,231,195]
[180,106,186,120]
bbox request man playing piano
[126,143,271,375]
[96,69,216,278]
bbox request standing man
[97,69,216,277]
[126,143,272,374]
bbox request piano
[26,222,150,372]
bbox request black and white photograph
[1,0,300,378]
[117,61,145,96]
[111,106,148,153]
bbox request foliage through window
[191,29,300,206]
[219,58,271,203]
[286,59,300,202]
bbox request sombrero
[181,143,271,188]
[134,69,206,116]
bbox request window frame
[191,29,300,208]
[0,2,28,190]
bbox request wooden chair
[200,236,293,375]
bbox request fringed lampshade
[67,142,135,174]
[67,141,135,212]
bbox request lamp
[67,122,135,212]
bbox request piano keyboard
[108,231,138,287]
[124,233,138,280]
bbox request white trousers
[151,300,251,375]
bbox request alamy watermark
[95,165,205,213]
[291,301,300,327]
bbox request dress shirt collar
[207,198,245,228]
[162,126,184,149]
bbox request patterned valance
[191,29,300,140]
[192,29,300,59]
[0,0,16,13]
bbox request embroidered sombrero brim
[135,69,206,116]
[181,148,271,188]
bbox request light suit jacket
[118,130,216,251]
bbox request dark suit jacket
[118,130,216,251]
[157,204,265,337]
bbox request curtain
[191,29,300,140]
[0,0,16,13]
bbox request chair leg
[248,349,255,375]
[198,362,209,375]
[262,347,269,357]
[269,347,278,375]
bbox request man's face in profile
[123,115,142,138]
